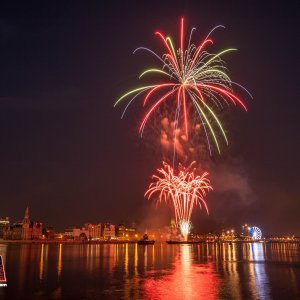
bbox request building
[3,208,42,240]
[3,222,23,240]
[64,227,88,240]
[22,207,42,240]
[64,227,75,239]
[0,217,9,239]
[74,227,88,240]
[116,224,136,240]
[64,223,102,240]
[84,223,101,240]
[42,227,56,239]
[102,223,115,240]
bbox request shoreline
[0,240,299,245]
[0,240,137,244]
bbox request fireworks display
[115,17,251,155]
[116,18,250,241]
[145,162,212,240]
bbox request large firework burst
[115,18,251,155]
[145,162,212,240]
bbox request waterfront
[0,242,299,299]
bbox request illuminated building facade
[64,223,102,240]
[22,207,43,240]
[0,217,9,239]
[3,222,23,240]
[84,223,102,240]
[116,224,136,240]
[102,223,115,240]
[42,227,55,239]
[3,208,42,240]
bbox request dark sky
[0,1,299,235]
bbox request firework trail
[145,162,212,240]
[115,18,252,155]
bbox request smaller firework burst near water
[146,162,212,241]
[178,220,192,241]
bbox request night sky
[0,1,299,235]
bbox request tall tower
[22,207,31,240]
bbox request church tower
[22,207,31,240]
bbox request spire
[25,207,29,218]
[23,207,30,224]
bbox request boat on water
[137,234,155,245]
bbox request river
[0,242,299,299]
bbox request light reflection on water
[0,242,299,299]
[249,243,270,300]
[143,244,219,299]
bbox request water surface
[0,242,299,299]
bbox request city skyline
[1,207,299,238]
[0,1,299,235]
